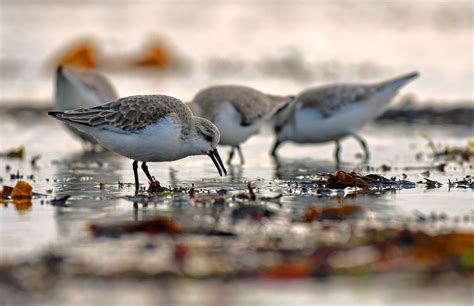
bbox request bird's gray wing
[298,84,376,117]
[51,95,193,133]
[193,85,272,126]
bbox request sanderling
[189,85,293,164]
[271,71,419,162]
[55,66,118,146]
[49,95,227,191]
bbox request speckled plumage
[271,71,420,161]
[192,85,285,126]
[296,72,420,118]
[298,84,376,117]
[54,95,194,135]
[49,94,227,183]
[189,85,293,164]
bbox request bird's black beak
[208,148,227,176]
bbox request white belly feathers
[214,103,262,146]
[85,116,187,162]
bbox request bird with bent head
[189,85,294,165]
[49,94,227,192]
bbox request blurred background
[1,0,473,106]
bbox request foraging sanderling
[271,71,419,162]
[189,85,293,164]
[49,95,227,191]
[55,66,118,147]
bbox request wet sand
[0,2,473,303]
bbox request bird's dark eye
[204,134,213,142]
[198,128,214,143]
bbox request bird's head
[190,117,227,176]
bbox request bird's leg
[270,139,281,159]
[227,146,235,165]
[132,160,139,192]
[334,140,341,168]
[352,134,370,162]
[141,162,155,182]
[236,145,245,165]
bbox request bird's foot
[148,179,164,193]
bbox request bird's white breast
[214,103,262,146]
[281,90,397,143]
[82,116,188,162]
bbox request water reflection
[48,150,127,241]
[227,165,244,183]
[53,150,123,198]
[12,199,32,213]
[273,157,343,180]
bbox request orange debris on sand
[135,43,170,68]
[59,43,97,69]
[301,205,362,222]
[409,232,474,262]
[11,181,33,199]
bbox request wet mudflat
[1,1,473,304]
[0,110,473,305]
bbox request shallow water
[1,112,473,255]
[0,113,473,272]
[0,109,473,305]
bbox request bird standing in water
[49,95,227,192]
[189,85,293,165]
[271,72,419,163]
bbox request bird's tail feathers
[48,110,95,127]
[377,71,420,92]
[268,95,298,132]
[48,110,63,119]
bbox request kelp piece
[11,181,33,199]
[325,171,372,189]
[90,216,182,237]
